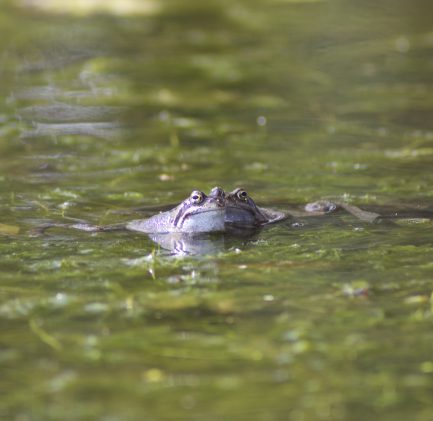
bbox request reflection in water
[20,0,160,16]
[148,225,261,256]
[20,121,122,139]
[17,48,97,73]
[9,85,116,101]
[148,232,227,256]
[10,47,125,140]
[14,85,124,139]
[14,93,124,138]
[18,103,124,122]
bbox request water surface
[1,0,433,420]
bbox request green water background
[1,0,433,419]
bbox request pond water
[1,0,433,419]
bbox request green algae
[1,0,433,420]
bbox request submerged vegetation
[1,0,433,419]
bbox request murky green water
[1,0,433,419]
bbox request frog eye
[190,191,204,204]
[237,189,248,201]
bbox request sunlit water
[1,0,433,419]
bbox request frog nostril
[210,187,225,199]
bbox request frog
[126,189,225,233]
[33,188,226,235]
[223,188,382,226]
[224,187,287,227]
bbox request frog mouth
[174,208,225,229]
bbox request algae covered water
[1,0,433,419]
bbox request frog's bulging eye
[237,190,248,200]
[190,191,204,204]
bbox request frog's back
[126,212,172,234]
